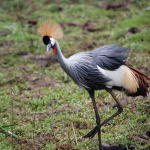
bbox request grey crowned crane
[38,21,150,150]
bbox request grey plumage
[68,52,110,89]
[65,44,129,90]
[91,44,129,70]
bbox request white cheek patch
[50,38,55,47]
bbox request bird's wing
[91,44,129,70]
[68,52,110,89]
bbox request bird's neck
[53,40,66,62]
[52,41,69,72]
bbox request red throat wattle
[53,47,57,55]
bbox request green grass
[0,0,150,150]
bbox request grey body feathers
[63,44,129,90]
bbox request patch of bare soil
[78,40,96,50]
[62,20,103,33]
[28,20,37,28]
[25,75,57,90]
[104,2,128,11]
[10,103,81,122]
[26,104,81,121]
[70,121,92,129]
[10,133,57,150]
[128,27,141,34]
[35,104,81,120]
[21,52,57,67]
[102,142,136,150]
[82,21,104,33]
[56,143,79,150]
[0,30,10,36]
[52,103,80,113]
[133,131,150,145]
[0,40,12,47]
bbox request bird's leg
[88,90,103,150]
[84,89,123,139]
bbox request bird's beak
[46,43,52,51]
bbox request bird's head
[38,20,63,53]
[43,36,56,51]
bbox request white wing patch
[97,65,139,93]
[97,65,125,88]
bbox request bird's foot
[83,126,98,139]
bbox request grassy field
[0,0,150,149]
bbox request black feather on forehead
[43,36,50,45]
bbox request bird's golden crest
[38,20,63,39]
